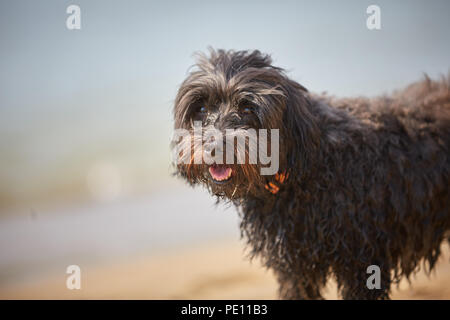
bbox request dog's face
[172,49,318,200]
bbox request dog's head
[172,49,319,200]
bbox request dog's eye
[240,105,254,115]
[196,105,207,114]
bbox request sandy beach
[0,182,448,300]
[1,240,449,300]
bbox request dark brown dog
[172,49,450,299]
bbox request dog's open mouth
[208,164,233,183]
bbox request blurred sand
[0,241,449,300]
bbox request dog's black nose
[203,142,215,155]
[203,136,225,161]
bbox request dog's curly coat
[172,49,450,299]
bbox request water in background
[0,183,240,286]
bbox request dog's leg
[276,272,325,300]
[336,263,392,300]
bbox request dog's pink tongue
[209,165,232,181]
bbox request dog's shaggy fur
[172,49,450,299]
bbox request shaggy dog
[171,49,450,299]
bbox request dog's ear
[280,79,320,176]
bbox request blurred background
[0,0,449,299]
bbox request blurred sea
[0,183,240,286]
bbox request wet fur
[172,49,450,299]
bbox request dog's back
[310,76,450,292]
